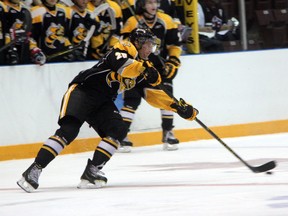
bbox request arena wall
[1,49,287,160]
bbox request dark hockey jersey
[70,39,175,111]
[30,4,72,57]
[87,0,123,59]
[69,5,96,46]
[121,11,181,65]
[4,0,32,64]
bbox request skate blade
[163,143,178,151]
[117,146,131,153]
[77,179,106,189]
[17,177,36,193]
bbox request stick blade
[250,160,277,173]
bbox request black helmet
[129,27,157,49]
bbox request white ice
[1,133,288,216]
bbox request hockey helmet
[129,27,157,52]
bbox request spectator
[199,0,239,42]
[197,2,224,53]
[119,0,182,152]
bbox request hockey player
[30,0,73,62]
[68,0,102,61]
[4,0,46,65]
[119,0,182,152]
[114,0,135,23]
[87,0,123,59]
[17,27,198,193]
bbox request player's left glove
[164,56,181,79]
[30,48,46,65]
[142,61,162,86]
[171,98,198,121]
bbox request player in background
[17,27,198,193]
[22,0,42,8]
[0,0,7,64]
[119,0,182,152]
[87,0,123,59]
[68,0,102,61]
[30,0,74,62]
[113,0,135,23]
[4,0,46,65]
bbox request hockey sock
[161,109,174,131]
[35,135,67,168]
[92,137,119,169]
[120,106,135,127]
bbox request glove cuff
[168,56,181,67]
[30,47,41,56]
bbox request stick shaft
[157,83,276,173]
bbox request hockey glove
[7,47,19,65]
[73,47,86,61]
[171,98,198,121]
[164,56,181,79]
[63,46,76,62]
[142,61,162,86]
[30,48,46,65]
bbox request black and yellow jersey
[69,5,97,46]
[121,11,181,62]
[4,0,30,44]
[70,40,142,95]
[4,0,34,63]
[87,0,123,58]
[70,39,175,111]
[117,0,135,23]
[30,4,72,56]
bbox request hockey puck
[266,171,273,175]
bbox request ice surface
[1,133,288,216]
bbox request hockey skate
[77,159,107,189]
[117,136,133,153]
[162,130,179,151]
[17,162,42,193]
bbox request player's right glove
[142,61,162,86]
[170,98,198,121]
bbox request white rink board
[0,49,288,146]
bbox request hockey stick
[157,83,276,173]
[20,8,32,63]
[99,6,117,53]
[0,41,15,53]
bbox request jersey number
[115,52,127,60]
